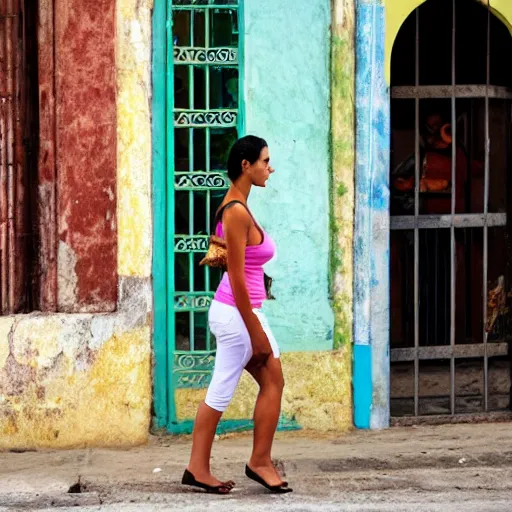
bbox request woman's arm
[223,204,271,365]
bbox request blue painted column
[353,0,390,429]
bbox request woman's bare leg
[246,357,285,486]
[186,402,224,486]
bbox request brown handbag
[199,235,227,269]
[199,200,275,300]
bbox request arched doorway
[389,0,512,419]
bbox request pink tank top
[213,203,276,309]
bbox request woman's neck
[230,178,251,202]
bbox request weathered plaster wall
[353,0,390,429]
[330,0,355,428]
[332,0,355,352]
[244,0,334,353]
[175,350,352,432]
[55,0,118,312]
[117,0,153,277]
[0,280,151,449]
[0,0,153,450]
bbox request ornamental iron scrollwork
[175,172,229,190]
[174,352,215,389]
[173,47,238,65]
[174,294,213,310]
[173,0,237,6]
[174,236,209,253]
[174,110,237,127]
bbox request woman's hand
[249,321,272,367]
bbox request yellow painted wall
[384,0,512,84]
[175,349,353,433]
[0,322,151,449]
[117,0,153,278]
[0,0,154,450]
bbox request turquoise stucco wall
[243,0,334,352]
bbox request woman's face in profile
[245,146,274,187]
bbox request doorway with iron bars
[389,0,512,422]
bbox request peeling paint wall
[0,0,153,450]
[117,0,153,277]
[329,0,355,430]
[55,0,118,312]
[331,0,355,353]
[0,280,151,449]
[353,0,390,429]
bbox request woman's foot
[245,464,292,494]
[247,459,285,487]
[182,468,234,494]
[184,467,235,489]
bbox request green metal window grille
[170,0,242,388]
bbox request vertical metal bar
[205,7,211,351]
[188,9,195,352]
[483,2,491,411]
[189,192,195,351]
[450,0,456,415]
[5,0,15,313]
[413,8,420,417]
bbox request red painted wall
[39,0,117,312]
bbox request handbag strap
[214,200,251,225]
[214,200,264,244]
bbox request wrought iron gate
[389,0,512,420]
[166,0,242,429]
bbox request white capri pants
[205,300,280,412]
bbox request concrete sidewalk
[1,422,512,510]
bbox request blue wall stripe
[353,344,372,428]
[354,0,390,430]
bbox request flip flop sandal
[182,469,233,494]
[245,465,293,494]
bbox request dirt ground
[2,422,512,511]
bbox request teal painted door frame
[152,0,248,433]
[152,0,168,430]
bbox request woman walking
[182,136,292,495]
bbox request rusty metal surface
[0,0,29,314]
[391,84,512,99]
[390,342,509,362]
[390,212,507,230]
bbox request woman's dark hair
[227,135,268,182]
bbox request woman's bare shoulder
[222,202,251,226]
